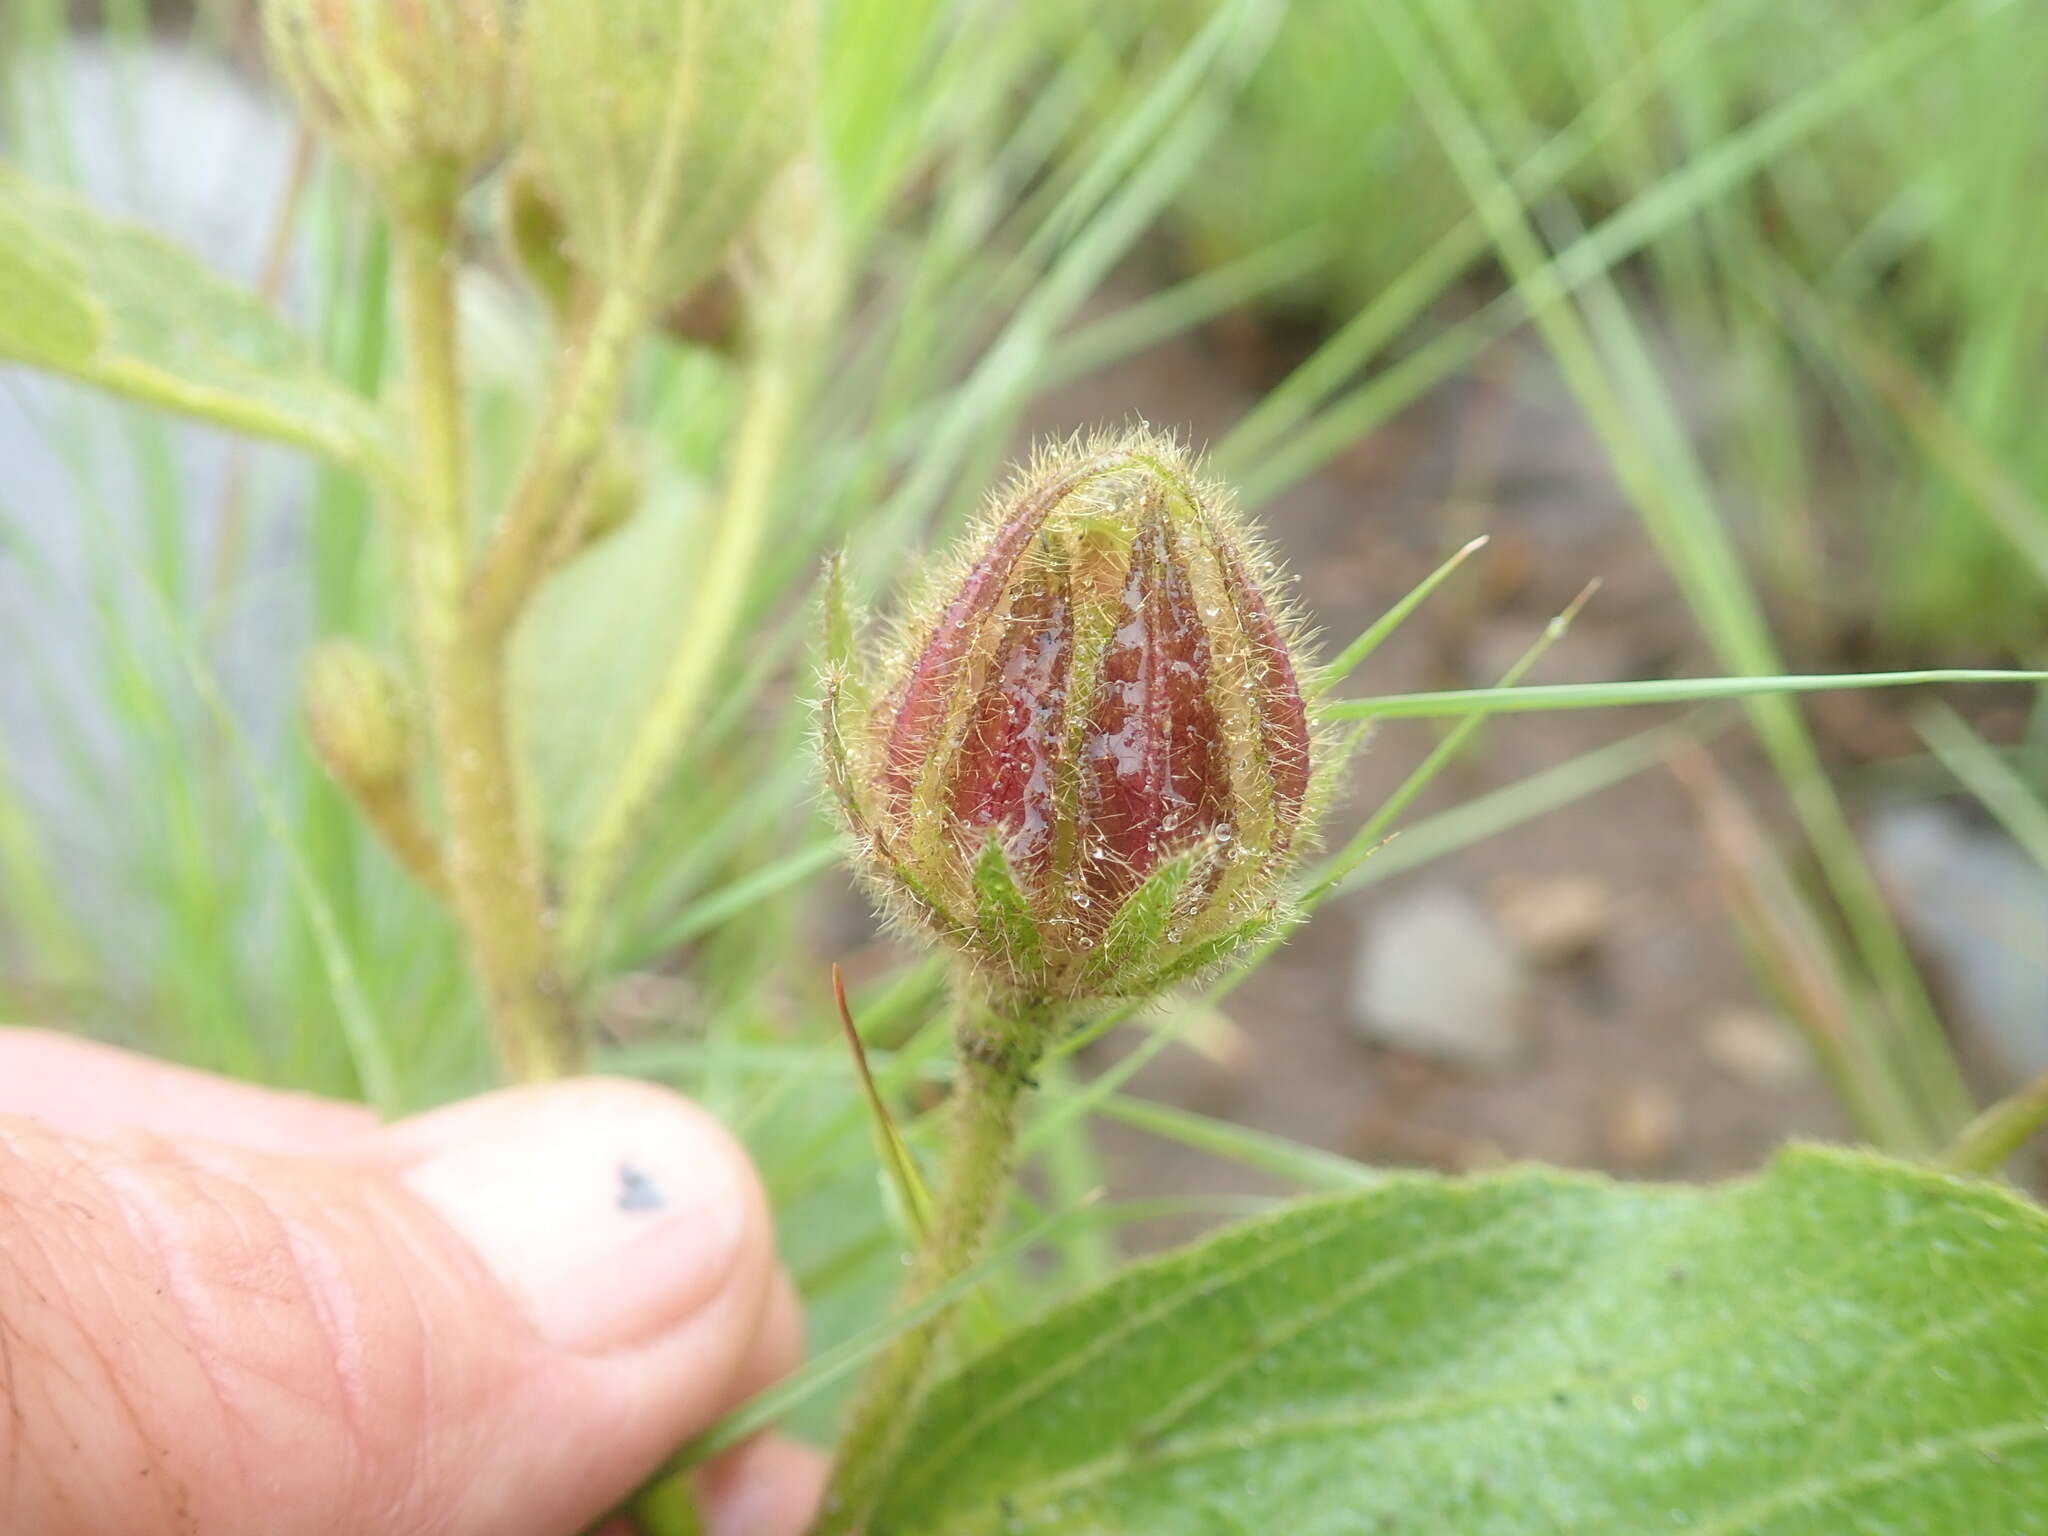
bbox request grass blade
[1324,670,2048,722]
[1313,534,1488,697]
[1916,703,2048,873]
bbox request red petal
[1220,540,1311,839]
[1077,514,1228,915]
[880,460,1111,815]
[947,567,1072,875]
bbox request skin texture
[0,1029,827,1536]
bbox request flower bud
[263,0,517,204]
[521,0,819,302]
[823,432,1320,1012]
[661,270,743,356]
[499,156,580,319]
[303,640,413,796]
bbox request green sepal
[822,552,867,700]
[894,859,972,949]
[817,665,867,823]
[972,835,1045,988]
[1127,913,1277,997]
[1086,851,1197,990]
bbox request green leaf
[874,1147,2048,1534]
[1324,669,2048,720]
[0,163,384,471]
[0,205,104,366]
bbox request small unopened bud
[263,0,517,205]
[668,155,842,356]
[662,270,743,357]
[522,0,819,302]
[303,640,412,796]
[500,157,579,319]
[822,432,1321,1015]
[735,155,845,350]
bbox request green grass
[1118,0,2048,650]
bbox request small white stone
[1605,1081,1683,1172]
[1491,873,1613,965]
[1703,1009,1809,1090]
[1350,885,1528,1069]
[1869,804,2048,1085]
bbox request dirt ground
[1021,284,1871,1210]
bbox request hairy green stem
[468,278,646,642]
[430,630,577,1080]
[468,0,722,647]
[816,1018,1039,1535]
[396,198,466,581]
[563,349,799,962]
[332,776,450,901]
[1941,1070,2048,1176]
[396,196,576,1082]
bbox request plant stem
[563,347,799,962]
[815,1019,1038,1536]
[397,194,467,581]
[472,0,729,646]
[429,627,576,1079]
[468,278,646,642]
[396,191,576,1082]
[1941,1069,2048,1176]
[337,778,450,900]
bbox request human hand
[0,1028,826,1536]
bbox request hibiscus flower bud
[263,0,517,207]
[302,639,412,796]
[521,0,818,304]
[823,432,1321,1016]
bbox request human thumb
[0,1077,809,1536]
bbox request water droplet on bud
[820,430,1321,1010]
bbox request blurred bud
[522,0,819,303]
[661,269,743,356]
[500,156,579,318]
[822,432,1320,1015]
[263,0,517,204]
[734,155,845,350]
[667,155,844,356]
[303,640,412,796]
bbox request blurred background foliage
[4,0,2048,1437]
[1116,0,2048,650]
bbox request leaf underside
[0,163,382,469]
[874,1146,2048,1535]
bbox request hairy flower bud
[263,0,516,203]
[522,0,818,303]
[303,640,412,796]
[823,432,1320,1013]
